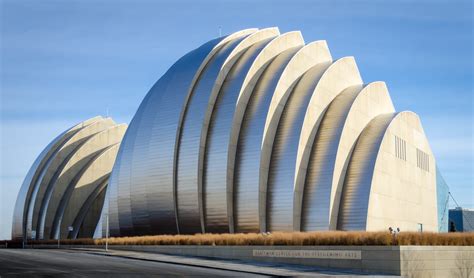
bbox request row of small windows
[394,135,430,172]
[417,148,430,172]
[394,136,406,161]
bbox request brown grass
[2,231,473,247]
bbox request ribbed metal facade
[337,113,396,230]
[104,27,441,235]
[11,116,126,240]
[13,27,444,239]
[203,31,278,233]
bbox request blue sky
[1,0,472,240]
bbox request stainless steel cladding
[266,66,330,232]
[12,116,126,240]
[337,113,396,230]
[263,42,332,232]
[234,47,301,232]
[176,35,252,234]
[302,86,364,231]
[301,82,395,231]
[13,27,442,239]
[105,27,440,235]
[230,32,305,233]
[203,29,279,234]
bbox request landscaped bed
[3,231,474,247]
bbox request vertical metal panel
[110,30,256,236]
[128,73,174,235]
[337,113,396,230]
[33,119,115,239]
[42,125,126,239]
[116,95,149,236]
[12,127,80,240]
[263,42,332,232]
[12,29,442,238]
[203,37,276,233]
[35,136,93,239]
[234,47,300,233]
[265,65,330,232]
[327,82,395,229]
[107,148,121,236]
[11,117,123,240]
[112,76,165,236]
[112,45,211,236]
[200,29,279,233]
[301,86,362,231]
[292,57,363,231]
[227,32,305,233]
[11,116,106,240]
[176,36,250,234]
[170,30,256,234]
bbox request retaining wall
[26,244,474,277]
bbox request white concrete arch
[172,29,258,234]
[42,124,126,239]
[57,143,120,239]
[300,82,395,232]
[229,32,304,233]
[12,116,104,240]
[202,28,281,233]
[176,29,263,234]
[233,45,303,233]
[263,41,332,142]
[337,113,396,230]
[328,82,395,229]
[235,32,304,106]
[72,177,108,239]
[76,182,108,239]
[337,111,437,231]
[368,111,437,231]
[262,41,333,232]
[31,118,116,239]
[12,28,443,238]
[293,57,363,231]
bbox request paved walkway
[77,248,395,277]
[0,249,263,277]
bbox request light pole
[105,213,109,252]
[24,228,30,249]
[58,218,61,249]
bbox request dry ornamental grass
[3,231,473,247]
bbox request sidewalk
[75,248,396,277]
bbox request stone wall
[110,245,474,277]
